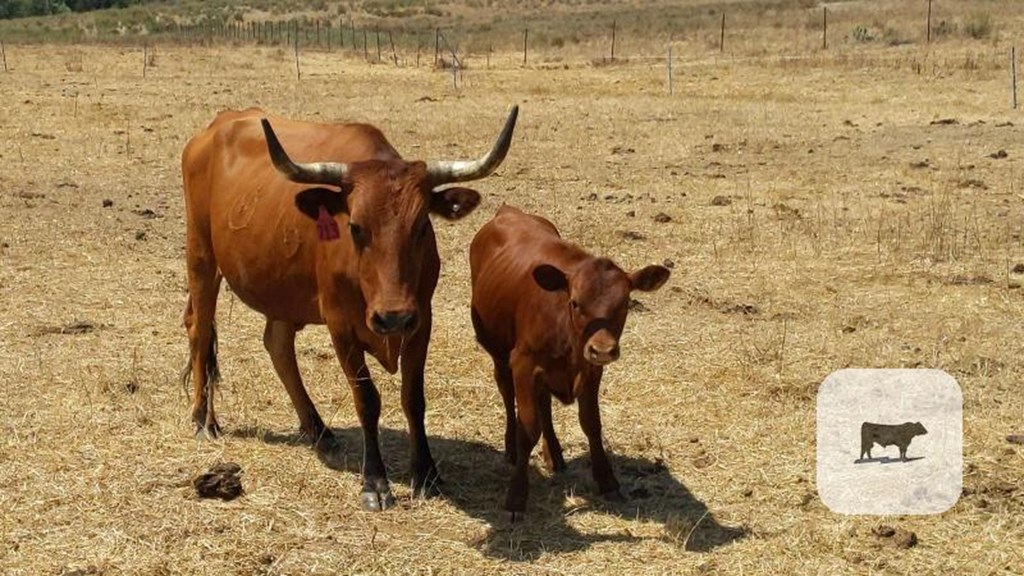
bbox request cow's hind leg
[331,333,393,511]
[538,390,566,473]
[183,268,223,439]
[263,320,339,458]
[494,356,517,465]
[472,307,516,465]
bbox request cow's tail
[180,322,222,400]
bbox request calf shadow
[231,424,746,560]
[854,456,924,464]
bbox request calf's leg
[506,354,541,519]
[578,378,622,500]
[537,390,566,473]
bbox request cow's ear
[629,265,671,292]
[533,264,568,292]
[430,187,480,220]
[294,187,348,220]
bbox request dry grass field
[1,1,1024,574]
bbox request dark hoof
[360,489,396,512]
[313,436,346,471]
[506,510,525,523]
[546,457,567,474]
[602,488,626,502]
[412,470,444,499]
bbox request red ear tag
[316,205,340,241]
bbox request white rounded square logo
[816,369,962,515]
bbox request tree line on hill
[0,0,154,19]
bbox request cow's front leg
[400,315,442,498]
[578,375,622,501]
[506,354,542,520]
[331,333,393,511]
[538,388,566,473]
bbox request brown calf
[469,205,670,518]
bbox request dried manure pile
[1,40,1022,575]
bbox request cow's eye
[569,300,579,310]
[350,223,366,245]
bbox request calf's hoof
[601,488,626,502]
[545,455,567,474]
[506,510,525,523]
[312,433,346,470]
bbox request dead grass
[1,2,1024,574]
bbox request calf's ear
[295,187,348,220]
[533,264,569,292]
[629,265,671,292]
[430,187,481,220]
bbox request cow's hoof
[314,438,347,471]
[601,488,626,502]
[506,510,525,523]
[412,470,444,499]
[546,456,567,474]
[360,488,396,512]
[193,421,222,440]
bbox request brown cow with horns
[181,105,518,510]
[470,205,671,518]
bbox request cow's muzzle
[370,310,419,335]
[584,341,620,366]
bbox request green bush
[963,12,992,40]
[852,25,874,43]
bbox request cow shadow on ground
[854,456,924,464]
[231,424,746,560]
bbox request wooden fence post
[376,28,382,62]
[435,27,440,67]
[823,7,827,49]
[295,34,301,81]
[389,31,398,65]
[143,42,148,78]
[927,0,932,44]
[1,40,6,73]
[667,41,673,95]
[523,28,528,65]
[720,12,726,52]
[610,20,616,62]
[1012,46,1018,109]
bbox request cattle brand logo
[816,369,962,515]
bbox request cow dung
[193,462,244,501]
[872,525,918,549]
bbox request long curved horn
[260,118,348,185]
[426,105,518,185]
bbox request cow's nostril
[371,311,418,335]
